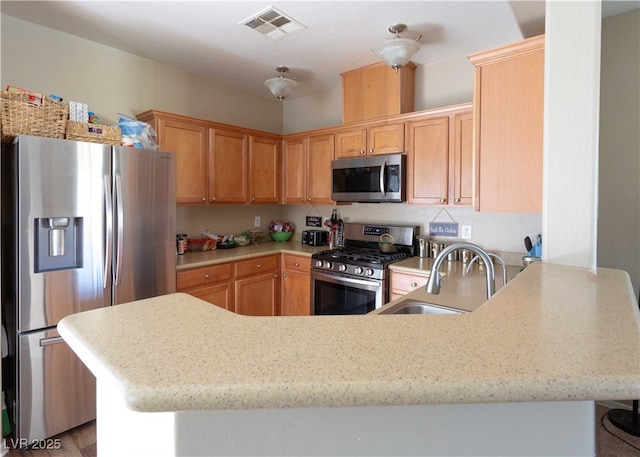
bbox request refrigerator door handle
[103,175,113,289]
[114,174,124,286]
[39,336,65,347]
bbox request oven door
[311,269,384,315]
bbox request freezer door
[112,146,176,304]
[12,137,112,332]
[17,328,96,442]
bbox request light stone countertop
[58,261,640,413]
[176,241,326,270]
[387,257,523,312]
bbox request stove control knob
[323,261,333,269]
[338,264,348,272]
[354,266,363,275]
[314,260,324,268]
[364,268,374,276]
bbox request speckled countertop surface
[59,262,640,413]
[176,242,325,270]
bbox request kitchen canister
[417,236,429,258]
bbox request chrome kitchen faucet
[426,243,496,299]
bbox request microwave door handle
[380,159,386,197]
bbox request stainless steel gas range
[311,223,418,315]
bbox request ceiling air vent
[240,6,306,40]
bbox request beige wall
[598,9,640,297]
[0,15,283,133]
[282,55,475,134]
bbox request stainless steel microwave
[331,153,406,203]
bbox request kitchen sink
[379,300,466,315]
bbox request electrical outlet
[461,224,472,240]
[254,216,261,227]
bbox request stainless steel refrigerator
[1,135,176,443]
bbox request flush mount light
[374,23,422,72]
[264,66,298,101]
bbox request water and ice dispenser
[34,217,83,272]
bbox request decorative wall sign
[429,222,459,237]
[306,216,322,227]
[429,207,459,237]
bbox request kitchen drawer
[282,254,311,274]
[177,263,233,290]
[235,254,279,279]
[390,271,428,294]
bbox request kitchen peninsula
[59,262,640,456]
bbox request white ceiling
[2,1,638,101]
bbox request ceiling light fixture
[374,23,422,72]
[264,66,298,101]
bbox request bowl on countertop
[270,231,294,242]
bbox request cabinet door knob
[256,264,262,268]
[274,274,279,278]
[410,282,418,287]
[301,198,305,202]
[294,262,300,266]
[369,148,374,153]
[359,150,365,155]
[282,273,287,278]
[440,198,446,203]
[204,274,210,279]
[455,198,461,203]
[203,197,207,201]
[308,198,312,202]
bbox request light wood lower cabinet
[234,255,280,316]
[176,263,234,311]
[177,254,312,316]
[189,282,234,312]
[281,254,312,316]
[390,271,429,302]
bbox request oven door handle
[311,270,382,289]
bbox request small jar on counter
[176,234,188,255]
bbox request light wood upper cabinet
[406,105,473,206]
[137,110,280,205]
[450,111,474,206]
[335,123,404,159]
[282,137,307,204]
[407,116,449,205]
[146,116,208,204]
[468,35,544,213]
[341,61,415,123]
[209,129,248,203]
[307,134,334,204]
[335,128,367,158]
[283,133,334,204]
[249,135,280,203]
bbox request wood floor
[3,406,640,456]
[4,420,95,457]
